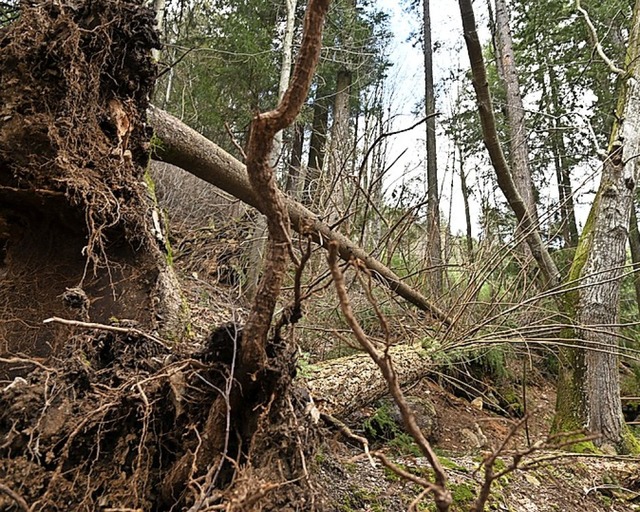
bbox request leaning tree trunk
[0,0,185,365]
[457,0,560,288]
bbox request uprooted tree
[0,0,457,509]
[0,0,334,509]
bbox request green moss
[383,465,401,482]
[493,458,506,472]
[340,486,385,512]
[150,133,165,153]
[364,402,398,441]
[388,433,422,457]
[567,440,600,454]
[450,483,475,505]
[343,462,357,474]
[620,427,640,454]
[438,456,466,472]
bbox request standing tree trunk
[457,0,560,288]
[423,0,443,294]
[553,0,640,451]
[494,0,539,260]
[285,121,305,197]
[304,85,329,206]
[549,65,579,248]
[629,201,640,312]
[326,67,353,227]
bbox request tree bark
[325,68,353,226]
[285,121,305,197]
[148,106,452,326]
[629,201,640,313]
[553,0,640,450]
[494,0,536,221]
[304,85,329,206]
[305,344,432,417]
[423,0,443,294]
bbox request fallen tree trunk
[148,106,452,326]
[304,344,431,417]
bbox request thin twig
[327,241,451,512]
[43,316,170,350]
[320,412,375,466]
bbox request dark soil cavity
[0,0,171,359]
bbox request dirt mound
[0,0,180,359]
[0,321,319,511]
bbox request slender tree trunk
[423,0,443,294]
[457,0,560,287]
[494,0,538,258]
[272,0,298,168]
[549,65,579,247]
[326,69,352,226]
[285,121,305,197]
[460,160,474,262]
[304,85,329,206]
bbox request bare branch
[575,0,626,76]
[327,241,451,511]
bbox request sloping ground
[318,446,640,511]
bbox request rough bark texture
[458,0,560,288]
[305,344,431,417]
[494,0,541,264]
[494,0,536,220]
[554,0,640,450]
[148,106,452,325]
[423,0,443,294]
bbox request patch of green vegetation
[313,448,326,466]
[343,462,357,474]
[339,485,385,512]
[450,483,475,505]
[383,465,401,482]
[567,440,600,454]
[143,166,157,199]
[388,433,422,457]
[363,402,424,456]
[296,351,317,378]
[620,427,640,455]
[363,402,398,441]
[150,133,165,153]
[438,456,466,472]
[501,388,524,417]
[493,458,506,472]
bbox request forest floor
[2,220,640,511]
[176,244,640,512]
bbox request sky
[372,0,597,239]
[375,0,483,236]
